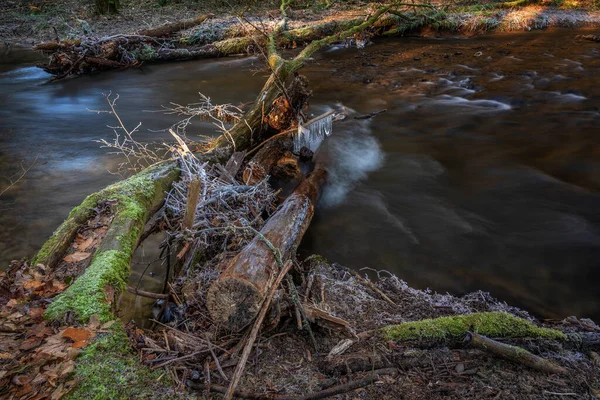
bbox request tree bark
[242,134,294,185]
[206,168,327,332]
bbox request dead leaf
[23,280,45,291]
[66,348,81,360]
[87,314,100,331]
[29,308,44,320]
[99,320,115,330]
[6,299,18,308]
[103,285,115,304]
[63,252,90,263]
[61,328,92,349]
[20,336,43,351]
[74,237,94,252]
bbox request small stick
[223,260,293,400]
[465,331,567,375]
[126,286,169,300]
[286,275,319,353]
[183,179,201,230]
[206,333,229,382]
[349,269,396,306]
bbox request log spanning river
[1,29,599,323]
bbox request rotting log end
[206,277,263,332]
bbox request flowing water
[1,29,599,324]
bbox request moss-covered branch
[381,312,566,341]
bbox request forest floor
[1,0,600,47]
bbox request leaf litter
[0,202,116,399]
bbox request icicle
[294,110,334,154]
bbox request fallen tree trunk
[207,168,327,332]
[33,161,178,270]
[39,161,180,322]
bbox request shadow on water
[1,28,599,324]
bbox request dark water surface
[1,29,599,323]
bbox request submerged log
[207,168,327,332]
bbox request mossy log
[376,311,600,351]
[38,162,179,322]
[380,312,567,342]
[207,168,327,332]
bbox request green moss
[43,163,179,323]
[136,44,158,62]
[214,36,257,55]
[45,250,130,323]
[34,163,173,267]
[382,312,567,342]
[68,321,175,400]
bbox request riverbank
[2,254,600,399]
[1,0,600,49]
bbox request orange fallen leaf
[29,308,44,320]
[74,236,94,252]
[23,280,45,291]
[87,314,100,331]
[61,328,92,349]
[63,252,90,263]
[29,5,41,11]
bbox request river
[1,29,599,323]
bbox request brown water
[1,29,599,323]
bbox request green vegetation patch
[45,250,130,322]
[68,322,173,399]
[382,311,567,341]
[43,162,179,323]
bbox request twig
[349,269,396,306]
[0,155,39,196]
[223,260,293,400]
[285,275,319,354]
[206,333,229,382]
[126,286,169,300]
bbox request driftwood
[465,331,567,374]
[207,168,327,332]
